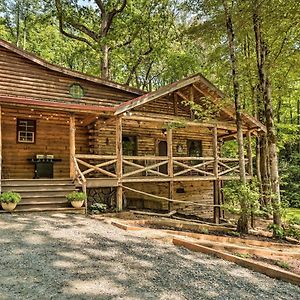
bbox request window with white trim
[17,119,36,143]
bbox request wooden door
[158,140,167,174]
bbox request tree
[222,0,248,233]
[54,0,128,79]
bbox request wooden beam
[167,128,174,211]
[69,114,76,179]
[212,126,219,177]
[123,114,249,132]
[82,115,99,127]
[247,131,253,176]
[0,106,2,193]
[116,116,123,211]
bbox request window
[122,136,137,156]
[187,140,203,164]
[17,119,36,143]
[69,83,84,99]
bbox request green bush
[66,191,86,202]
[90,203,108,214]
[222,179,260,217]
[0,191,21,204]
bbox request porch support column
[116,116,123,211]
[167,128,173,211]
[0,106,2,193]
[69,113,76,179]
[212,126,221,224]
[247,131,253,177]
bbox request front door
[158,140,167,174]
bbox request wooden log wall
[0,46,137,107]
[2,107,89,178]
[126,181,214,216]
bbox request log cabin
[0,38,265,221]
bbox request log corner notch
[115,115,123,211]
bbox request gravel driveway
[0,213,299,300]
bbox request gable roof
[0,38,143,96]
[114,74,266,131]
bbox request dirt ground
[0,213,299,300]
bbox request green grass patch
[285,208,300,225]
[276,260,290,270]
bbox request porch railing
[74,154,250,181]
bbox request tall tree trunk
[222,0,248,233]
[253,1,281,232]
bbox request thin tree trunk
[222,0,248,233]
[101,44,110,80]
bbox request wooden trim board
[173,238,300,286]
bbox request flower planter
[1,202,17,212]
[71,200,84,208]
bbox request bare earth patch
[0,213,299,300]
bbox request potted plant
[66,191,86,208]
[0,191,21,212]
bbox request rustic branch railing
[173,157,215,177]
[74,154,250,180]
[75,154,117,178]
[123,156,168,178]
[73,155,87,214]
[218,158,249,176]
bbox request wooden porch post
[0,106,2,193]
[69,114,76,179]
[116,116,123,211]
[247,131,253,177]
[213,126,221,224]
[167,128,173,211]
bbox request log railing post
[116,116,123,211]
[167,128,173,211]
[247,131,253,177]
[0,106,2,193]
[212,126,218,178]
[213,126,220,224]
[69,113,76,180]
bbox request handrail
[73,156,87,214]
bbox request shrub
[222,179,260,217]
[90,203,108,214]
[66,191,86,202]
[0,191,21,204]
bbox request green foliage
[90,203,108,214]
[276,261,290,270]
[181,96,220,121]
[267,223,285,239]
[234,253,252,259]
[222,180,260,217]
[280,153,300,208]
[66,191,87,202]
[0,191,21,204]
[162,121,186,130]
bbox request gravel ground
[0,213,299,300]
